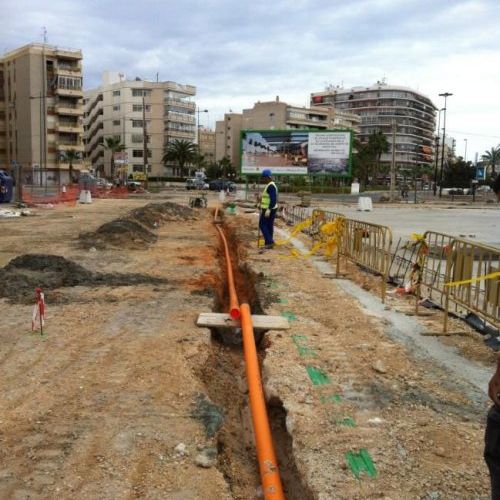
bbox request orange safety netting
[22,186,79,206]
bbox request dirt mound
[1,254,167,303]
[80,219,157,249]
[131,202,196,228]
[80,202,196,249]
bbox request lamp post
[438,92,453,198]
[464,138,468,163]
[433,107,444,196]
[196,107,208,144]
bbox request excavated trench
[194,218,313,500]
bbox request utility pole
[41,28,48,192]
[438,92,453,198]
[390,119,396,201]
[142,95,148,190]
[433,108,443,196]
[464,138,468,163]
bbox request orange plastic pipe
[215,225,241,320]
[240,303,285,500]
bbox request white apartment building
[84,72,196,178]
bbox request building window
[113,90,120,97]
[113,120,120,126]
[113,104,120,111]
[132,89,151,97]
[132,165,143,172]
[132,120,143,128]
[132,149,151,157]
[132,104,151,112]
[132,134,143,143]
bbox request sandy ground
[0,197,232,499]
[0,194,497,499]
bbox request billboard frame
[239,128,353,177]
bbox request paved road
[315,203,500,248]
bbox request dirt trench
[194,217,313,499]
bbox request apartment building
[84,72,196,178]
[311,82,437,170]
[198,127,216,164]
[0,43,84,184]
[215,97,360,168]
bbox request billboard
[240,129,352,176]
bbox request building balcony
[56,123,82,133]
[56,141,84,152]
[55,102,83,116]
[164,98,196,111]
[55,87,83,98]
[164,112,196,125]
[56,66,82,77]
[166,129,195,140]
[286,117,329,128]
[164,82,196,95]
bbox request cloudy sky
[3,0,500,158]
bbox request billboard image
[241,129,352,175]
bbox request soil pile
[80,219,157,249]
[130,202,196,228]
[0,254,167,303]
[80,202,196,249]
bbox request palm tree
[104,136,125,179]
[60,149,81,183]
[368,130,389,181]
[481,146,500,177]
[162,139,198,177]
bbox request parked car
[127,181,142,191]
[185,178,209,190]
[96,178,112,189]
[477,185,492,193]
[208,179,236,192]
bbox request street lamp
[433,107,444,196]
[438,92,453,198]
[464,138,468,163]
[196,107,208,144]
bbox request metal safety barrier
[442,236,499,332]
[311,209,393,302]
[281,205,393,302]
[389,230,499,332]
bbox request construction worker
[485,173,500,499]
[259,169,278,249]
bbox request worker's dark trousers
[259,209,277,246]
[485,405,500,499]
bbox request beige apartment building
[215,97,360,168]
[198,127,216,164]
[84,72,196,178]
[0,43,84,184]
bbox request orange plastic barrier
[240,303,285,499]
[215,225,241,320]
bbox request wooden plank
[197,313,290,331]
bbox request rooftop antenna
[42,26,48,44]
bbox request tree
[162,139,198,177]
[443,158,475,188]
[481,146,500,177]
[367,130,389,180]
[193,152,207,172]
[352,139,375,188]
[103,136,125,179]
[218,156,236,178]
[205,162,222,180]
[60,149,80,183]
